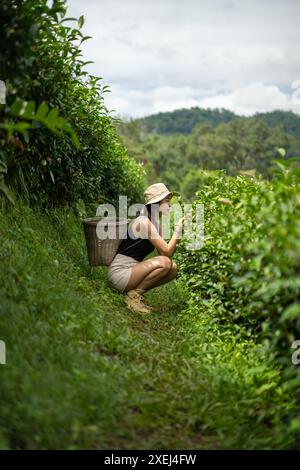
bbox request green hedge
[0,0,144,207]
[177,159,300,441]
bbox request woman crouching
[107,183,184,313]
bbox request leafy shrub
[0,194,294,449]
[180,168,222,201]
[179,158,300,340]
[0,0,144,207]
[177,157,300,443]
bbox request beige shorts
[107,253,139,293]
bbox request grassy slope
[0,198,292,449]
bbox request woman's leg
[125,256,173,293]
[143,261,177,291]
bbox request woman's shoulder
[130,215,149,225]
[130,215,157,239]
[136,214,149,223]
[128,215,149,239]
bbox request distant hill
[136,107,236,135]
[254,110,300,142]
[136,107,300,142]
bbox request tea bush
[0,0,144,207]
[177,158,300,442]
[0,193,294,449]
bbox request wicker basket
[82,217,129,267]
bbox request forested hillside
[117,113,300,198]
[136,107,237,135]
[135,106,300,142]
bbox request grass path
[0,201,290,449]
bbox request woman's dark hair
[145,203,159,221]
[146,203,152,219]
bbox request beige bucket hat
[144,183,179,205]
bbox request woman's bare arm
[135,216,182,258]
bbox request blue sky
[67,0,300,119]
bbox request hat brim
[145,190,179,205]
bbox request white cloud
[67,0,300,118]
[199,81,299,116]
[103,81,300,119]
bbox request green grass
[0,197,294,449]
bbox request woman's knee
[171,261,178,275]
[158,256,172,271]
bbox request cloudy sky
[67,0,300,119]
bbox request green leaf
[22,101,36,118]
[81,61,94,66]
[47,108,59,123]
[10,99,23,116]
[277,147,286,158]
[0,181,15,204]
[36,102,49,120]
[79,36,92,45]
[280,303,300,322]
[0,161,7,174]
[49,170,55,184]
[78,15,84,28]
[256,382,277,395]
[59,17,78,24]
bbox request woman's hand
[174,216,185,239]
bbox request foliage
[185,118,298,178]
[257,110,300,143]
[118,116,300,188]
[0,194,294,449]
[1,98,79,146]
[176,157,300,444]
[0,0,144,207]
[135,106,300,142]
[1,0,299,452]
[136,107,237,135]
[180,168,220,201]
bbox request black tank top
[117,217,155,261]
